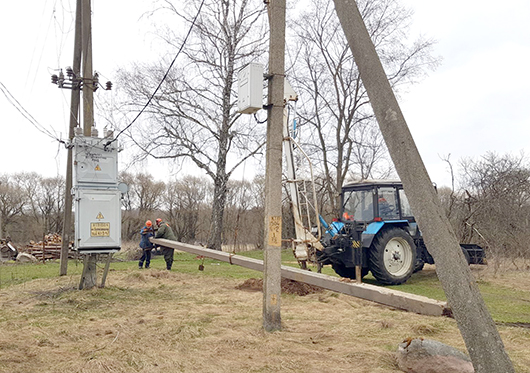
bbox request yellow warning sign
[96,212,104,220]
[95,165,101,171]
[91,222,110,237]
[268,216,282,247]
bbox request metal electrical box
[74,188,122,252]
[73,136,118,185]
[72,133,123,253]
[238,63,263,114]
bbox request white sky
[399,0,530,187]
[1,0,529,188]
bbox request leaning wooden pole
[331,0,514,371]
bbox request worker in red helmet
[155,218,177,270]
[138,220,154,269]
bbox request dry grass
[471,259,530,292]
[1,268,529,373]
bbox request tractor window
[399,189,413,217]
[342,189,373,221]
[377,188,399,220]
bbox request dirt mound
[236,278,324,296]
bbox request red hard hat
[146,220,152,227]
[156,218,162,224]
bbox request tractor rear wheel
[369,227,416,285]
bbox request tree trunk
[332,0,515,372]
[208,176,227,250]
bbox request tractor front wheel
[369,227,416,285]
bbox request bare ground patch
[236,278,324,296]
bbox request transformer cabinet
[72,131,124,254]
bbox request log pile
[21,233,76,261]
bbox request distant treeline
[2,152,530,263]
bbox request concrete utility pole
[60,0,82,276]
[79,0,97,289]
[331,0,514,372]
[262,0,287,332]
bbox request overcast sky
[1,0,529,188]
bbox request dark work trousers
[139,249,152,268]
[162,247,174,270]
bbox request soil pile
[237,278,324,296]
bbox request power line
[105,0,206,148]
[0,81,64,145]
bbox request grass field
[1,249,529,372]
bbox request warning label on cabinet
[91,222,110,237]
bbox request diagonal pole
[331,0,514,371]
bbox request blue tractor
[315,180,485,285]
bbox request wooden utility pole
[60,0,82,276]
[0,185,3,238]
[79,0,97,289]
[262,0,286,332]
[331,0,514,371]
[81,0,94,137]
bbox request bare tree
[165,175,211,242]
[118,172,138,239]
[134,173,166,213]
[288,0,438,216]
[118,171,166,239]
[231,175,265,249]
[458,152,530,264]
[0,173,64,241]
[0,174,27,238]
[14,172,41,225]
[223,178,265,250]
[116,0,267,250]
[36,176,65,235]
[119,172,136,213]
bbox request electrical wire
[253,112,267,124]
[3,1,205,152]
[105,0,206,149]
[25,1,55,92]
[0,81,64,145]
[52,0,76,137]
[20,0,74,146]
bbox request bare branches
[288,0,434,215]
[115,0,267,249]
[444,152,530,261]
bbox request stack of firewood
[22,234,75,261]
